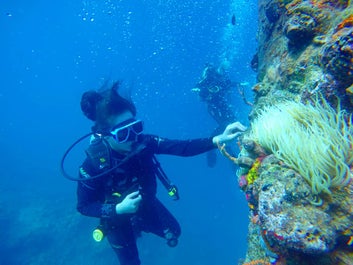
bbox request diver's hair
[80,91,103,121]
[80,81,136,132]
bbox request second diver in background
[192,64,238,167]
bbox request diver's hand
[115,191,142,214]
[212,122,247,145]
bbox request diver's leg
[206,149,217,167]
[138,198,181,247]
[106,221,140,265]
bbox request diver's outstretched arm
[212,122,247,145]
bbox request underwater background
[1,0,258,264]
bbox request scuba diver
[65,81,246,265]
[192,64,238,167]
[193,64,237,128]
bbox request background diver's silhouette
[192,64,238,167]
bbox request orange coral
[336,14,353,31]
[252,83,262,92]
[310,0,350,9]
[310,0,333,9]
[242,259,271,265]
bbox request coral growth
[235,139,353,264]
[246,158,262,185]
[236,1,353,264]
[321,26,353,88]
[285,11,317,47]
[258,170,336,254]
[283,1,331,48]
[253,0,353,114]
[336,14,353,31]
[265,1,282,23]
[241,259,271,265]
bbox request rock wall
[236,1,353,264]
[251,0,353,119]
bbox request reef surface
[235,1,353,264]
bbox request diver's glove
[115,191,142,214]
[212,122,247,145]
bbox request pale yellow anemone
[248,99,353,195]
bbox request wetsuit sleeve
[76,159,118,218]
[146,135,216,156]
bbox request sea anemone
[247,98,353,196]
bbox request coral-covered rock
[236,1,353,264]
[320,27,353,88]
[265,1,282,23]
[237,149,353,264]
[283,1,331,48]
[237,156,256,168]
[242,138,267,158]
[285,12,317,47]
[257,169,336,254]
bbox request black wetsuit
[77,134,215,265]
[195,66,237,167]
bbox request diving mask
[110,119,143,143]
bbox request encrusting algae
[241,259,271,265]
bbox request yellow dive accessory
[168,186,177,197]
[92,227,104,242]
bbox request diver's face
[106,111,136,153]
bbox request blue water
[1,1,257,264]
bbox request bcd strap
[152,156,180,200]
[85,137,179,200]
